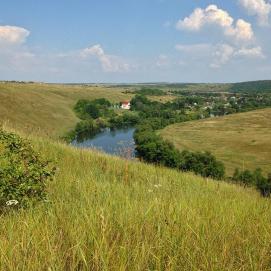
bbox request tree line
[131,94,271,196]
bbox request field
[161,108,271,175]
[1,127,271,270]
[0,82,132,138]
[1,83,271,270]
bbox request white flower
[6,200,19,206]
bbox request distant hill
[161,108,271,174]
[113,80,271,93]
[167,80,271,93]
[230,80,271,93]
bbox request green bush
[74,98,112,120]
[0,129,56,212]
[179,151,225,180]
[232,168,271,197]
[257,173,271,197]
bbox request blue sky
[0,0,271,83]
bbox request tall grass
[0,82,132,138]
[1,132,271,270]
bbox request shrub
[74,98,112,120]
[257,173,271,197]
[0,129,56,212]
[179,151,225,179]
[85,103,100,119]
[135,126,225,179]
[232,168,271,197]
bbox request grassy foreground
[161,108,271,175]
[0,82,131,138]
[1,129,271,270]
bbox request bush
[0,129,56,212]
[74,98,112,120]
[257,173,271,197]
[233,168,271,197]
[179,151,225,179]
[135,126,225,179]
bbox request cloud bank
[0,25,30,45]
[176,5,254,42]
[80,44,130,72]
[239,0,271,26]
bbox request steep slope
[0,131,271,270]
[0,82,131,138]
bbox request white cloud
[176,5,254,42]
[211,44,235,68]
[211,45,265,68]
[175,43,211,53]
[235,46,265,57]
[80,44,130,72]
[239,0,271,26]
[0,25,30,45]
[175,42,265,68]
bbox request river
[71,127,136,158]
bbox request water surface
[72,127,135,158]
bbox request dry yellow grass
[0,82,132,138]
[1,129,271,270]
[1,84,271,270]
[161,108,271,175]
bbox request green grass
[0,82,132,138]
[1,129,271,270]
[1,83,271,270]
[160,108,271,175]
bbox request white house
[121,101,131,110]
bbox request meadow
[1,127,271,270]
[1,83,271,270]
[161,108,271,175]
[0,82,132,138]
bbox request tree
[85,104,100,119]
[256,172,271,197]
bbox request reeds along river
[72,127,136,159]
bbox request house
[121,101,131,110]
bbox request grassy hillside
[1,128,271,270]
[0,82,132,138]
[1,82,271,270]
[161,108,271,175]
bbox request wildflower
[148,189,153,193]
[6,200,19,206]
[154,184,162,188]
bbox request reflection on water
[71,128,136,158]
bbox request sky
[0,0,271,83]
